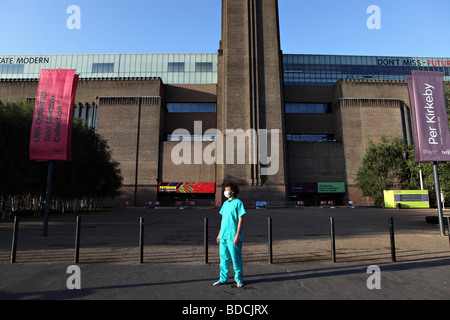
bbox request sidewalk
[1,261,450,300]
[0,207,449,300]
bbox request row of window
[167,134,216,142]
[90,62,214,74]
[0,62,215,75]
[286,103,331,114]
[166,133,337,143]
[284,63,450,75]
[166,103,331,114]
[167,102,216,113]
[286,134,337,143]
[284,61,450,85]
[73,105,98,129]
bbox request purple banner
[406,71,450,162]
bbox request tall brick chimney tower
[216,0,287,203]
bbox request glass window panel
[0,64,24,74]
[86,107,92,128]
[168,62,185,72]
[93,106,98,130]
[92,63,114,73]
[167,103,216,113]
[286,134,333,142]
[195,62,213,72]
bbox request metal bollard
[268,218,273,264]
[11,216,19,263]
[74,216,81,263]
[204,218,208,264]
[389,217,396,262]
[330,217,336,263]
[139,217,144,264]
[447,217,450,245]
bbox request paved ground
[0,206,449,303]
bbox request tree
[355,136,415,207]
[355,136,450,207]
[0,100,44,198]
[0,99,123,210]
[52,119,123,200]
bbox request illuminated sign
[158,182,215,194]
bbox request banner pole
[433,162,445,236]
[43,160,54,236]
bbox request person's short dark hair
[225,183,239,196]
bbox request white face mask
[224,190,232,198]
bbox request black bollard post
[139,217,144,264]
[268,218,273,264]
[330,217,336,263]
[447,217,450,245]
[389,217,396,262]
[204,218,208,264]
[74,216,81,264]
[11,216,19,263]
[43,160,54,237]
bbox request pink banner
[406,71,450,163]
[29,69,79,161]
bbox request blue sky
[1,0,449,57]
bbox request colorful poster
[29,69,79,161]
[158,182,216,194]
[406,71,450,162]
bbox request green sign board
[318,182,345,193]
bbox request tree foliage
[355,137,411,207]
[355,136,450,207]
[0,99,123,205]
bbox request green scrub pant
[219,239,243,283]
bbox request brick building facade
[1,0,449,207]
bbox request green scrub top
[219,198,246,241]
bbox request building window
[0,64,24,74]
[287,134,336,143]
[73,104,97,129]
[286,103,332,114]
[86,106,92,128]
[167,133,216,142]
[195,62,213,72]
[92,63,114,73]
[167,102,216,113]
[168,62,185,72]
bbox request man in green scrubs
[213,183,246,288]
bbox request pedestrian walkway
[1,261,450,301]
[0,207,449,301]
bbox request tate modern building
[1,0,449,207]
